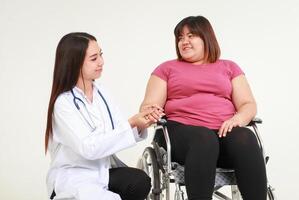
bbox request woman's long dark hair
[174,16,221,63]
[45,32,97,153]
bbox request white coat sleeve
[53,95,137,160]
[110,103,148,142]
[132,127,148,142]
[98,84,148,142]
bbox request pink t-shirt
[152,59,244,129]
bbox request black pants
[50,167,150,200]
[154,120,267,200]
[108,167,151,200]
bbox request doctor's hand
[128,109,159,130]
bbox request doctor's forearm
[79,125,136,160]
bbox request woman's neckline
[177,59,220,67]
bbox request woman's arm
[140,75,167,120]
[218,75,257,137]
[232,75,257,124]
[140,75,167,110]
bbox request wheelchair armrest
[156,118,167,126]
[157,117,262,127]
[246,117,268,163]
[247,117,262,126]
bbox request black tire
[140,147,161,200]
[267,185,275,200]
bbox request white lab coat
[46,82,147,200]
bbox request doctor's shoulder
[53,91,76,114]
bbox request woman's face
[178,26,205,64]
[81,40,104,81]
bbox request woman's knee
[223,127,263,161]
[226,127,259,147]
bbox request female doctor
[45,32,163,200]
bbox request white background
[0,0,298,199]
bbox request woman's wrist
[233,112,252,126]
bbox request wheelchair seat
[171,163,237,189]
[157,145,237,188]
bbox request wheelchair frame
[138,118,275,200]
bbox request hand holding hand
[129,108,162,130]
[141,104,165,122]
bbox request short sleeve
[226,60,244,80]
[152,61,170,81]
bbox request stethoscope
[71,88,115,131]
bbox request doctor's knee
[127,170,151,199]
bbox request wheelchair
[138,118,276,200]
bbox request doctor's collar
[73,81,98,96]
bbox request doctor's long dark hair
[45,32,97,153]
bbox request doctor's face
[81,40,104,81]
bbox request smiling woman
[44,32,164,200]
[140,16,267,200]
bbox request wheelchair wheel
[267,185,275,200]
[140,147,161,200]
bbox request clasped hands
[142,104,165,122]
[129,104,165,130]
